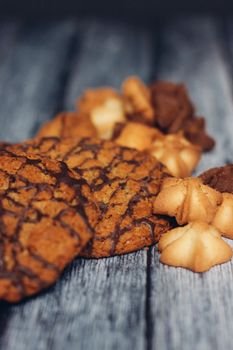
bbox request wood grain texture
[64,20,153,109]
[0,16,232,350]
[150,17,233,350]
[224,18,233,96]
[62,22,153,349]
[0,20,77,142]
[0,21,22,61]
[0,20,154,350]
[0,254,147,350]
[0,18,77,345]
[156,17,233,172]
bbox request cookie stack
[0,76,232,303]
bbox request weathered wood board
[0,20,152,350]
[0,16,232,350]
[0,21,77,141]
[150,17,233,350]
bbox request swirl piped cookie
[153,177,222,224]
[200,165,233,239]
[75,77,215,153]
[159,222,232,272]
[114,122,201,177]
[154,172,233,237]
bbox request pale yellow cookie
[115,122,163,151]
[76,87,125,139]
[212,193,233,239]
[153,177,222,224]
[158,221,232,272]
[150,133,201,177]
[122,76,154,125]
[115,123,200,177]
[77,87,120,114]
[91,97,125,139]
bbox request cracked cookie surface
[2,138,173,258]
[0,149,92,302]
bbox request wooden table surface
[0,16,232,350]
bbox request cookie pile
[0,76,232,302]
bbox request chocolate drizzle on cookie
[0,149,93,302]
[1,138,173,258]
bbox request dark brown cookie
[36,112,97,139]
[150,81,194,131]
[183,117,215,152]
[150,81,215,151]
[2,138,173,258]
[199,164,233,194]
[0,149,92,302]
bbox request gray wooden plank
[0,21,154,350]
[0,21,22,61]
[224,18,233,96]
[150,17,233,350]
[155,17,233,172]
[64,20,153,109]
[0,20,77,142]
[0,17,78,342]
[1,254,147,350]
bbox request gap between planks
[150,16,233,350]
[0,19,154,350]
